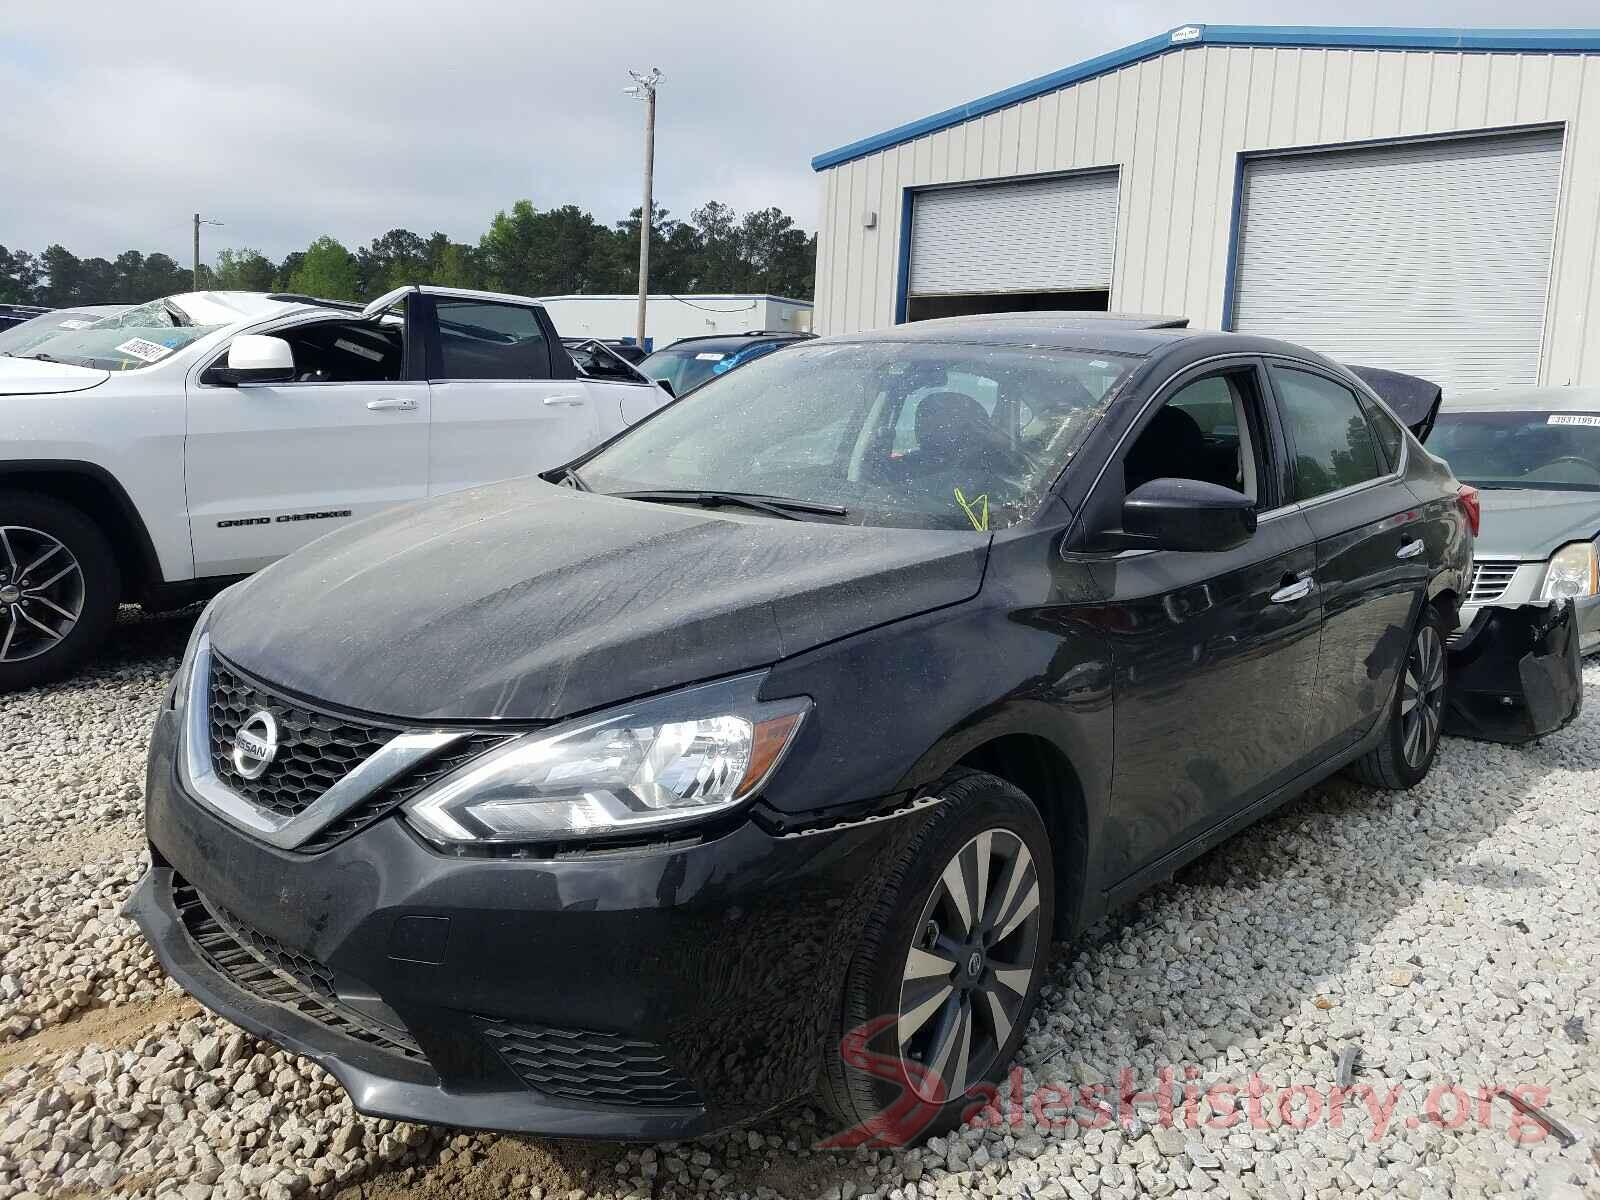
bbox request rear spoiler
[1346,365,1443,444]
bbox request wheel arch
[950,732,1091,938]
[0,461,162,597]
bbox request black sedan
[129,315,1474,1142]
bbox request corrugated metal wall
[813,46,1600,387]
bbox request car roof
[653,333,810,354]
[1441,386,1600,412]
[161,291,301,325]
[818,312,1321,360]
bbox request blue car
[639,331,813,396]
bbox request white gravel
[0,608,1596,1200]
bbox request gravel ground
[0,608,1596,1200]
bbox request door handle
[1396,538,1425,559]
[365,397,418,412]
[543,394,585,406]
[1270,576,1314,604]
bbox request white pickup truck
[0,285,672,689]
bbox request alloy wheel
[1400,623,1445,768]
[897,829,1043,1103]
[0,526,85,663]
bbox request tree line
[0,200,817,309]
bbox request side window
[275,320,404,383]
[1270,367,1384,502]
[1124,369,1264,501]
[434,300,550,381]
[1363,396,1407,471]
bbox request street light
[623,68,662,353]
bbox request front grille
[209,658,396,821]
[171,873,429,1065]
[295,733,513,854]
[478,1019,700,1107]
[1467,559,1521,605]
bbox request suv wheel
[1349,603,1448,790]
[818,770,1054,1145]
[0,493,120,692]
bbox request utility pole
[624,68,662,352]
[192,213,223,290]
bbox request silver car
[1429,387,1600,653]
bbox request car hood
[1475,487,1600,559]
[208,479,990,722]
[0,356,110,395]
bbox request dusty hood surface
[209,479,990,722]
[1475,488,1600,560]
[0,356,110,395]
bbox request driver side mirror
[1119,478,1257,552]
[203,334,295,386]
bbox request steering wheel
[1545,455,1600,473]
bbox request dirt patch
[337,1135,615,1200]
[0,993,200,1072]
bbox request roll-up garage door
[909,172,1120,297]
[1231,129,1563,393]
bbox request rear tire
[817,770,1054,1146]
[1349,603,1448,790]
[0,492,120,692]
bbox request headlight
[1539,540,1599,601]
[403,674,810,846]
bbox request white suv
[0,285,670,689]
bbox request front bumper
[1444,600,1585,744]
[1459,589,1600,655]
[131,707,922,1138]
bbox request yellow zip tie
[954,487,989,532]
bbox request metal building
[810,24,1600,392]
[538,294,813,350]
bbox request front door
[1265,362,1429,754]
[423,295,602,495]
[186,313,430,577]
[1084,362,1324,882]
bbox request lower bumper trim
[125,867,716,1139]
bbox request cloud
[3,0,1598,263]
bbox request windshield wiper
[29,353,54,362]
[610,489,847,521]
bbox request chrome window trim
[180,635,468,850]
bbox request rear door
[1265,361,1429,755]
[423,296,602,495]
[1089,360,1323,881]
[185,307,430,577]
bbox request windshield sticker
[57,319,92,330]
[1548,414,1600,427]
[954,487,990,532]
[694,352,726,361]
[114,337,175,363]
[334,338,384,362]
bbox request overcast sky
[3,0,1598,264]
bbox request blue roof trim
[811,23,1600,171]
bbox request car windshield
[1429,409,1600,491]
[14,298,221,371]
[641,343,767,396]
[578,340,1139,531]
[0,311,105,357]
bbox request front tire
[818,770,1054,1146]
[1349,603,1448,790]
[0,493,120,692]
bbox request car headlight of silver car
[403,674,810,846]
[1539,540,1599,602]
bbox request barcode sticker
[334,338,384,362]
[115,337,174,363]
[1548,413,1600,427]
